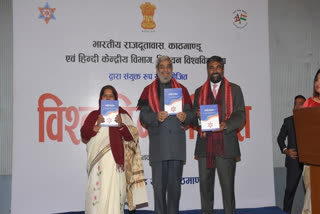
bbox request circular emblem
[233,9,248,29]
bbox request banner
[12,0,274,213]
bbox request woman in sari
[301,69,320,214]
[81,85,147,214]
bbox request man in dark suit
[277,95,306,214]
[192,56,246,214]
[137,55,193,214]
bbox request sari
[85,112,147,214]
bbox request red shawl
[198,78,233,117]
[80,86,131,171]
[137,77,192,112]
[197,78,233,168]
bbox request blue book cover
[164,88,182,115]
[200,104,220,131]
[100,100,119,127]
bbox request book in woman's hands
[100,100,119,127]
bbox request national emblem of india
[140,2,156,29]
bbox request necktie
[213,84,217,98]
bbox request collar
[210,80,222,91]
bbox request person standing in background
[301,69,320,214]
[277,95,306,214]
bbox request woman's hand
[93,125,101,132]
[97,115,105,125]
[115,114,123,128]
[93,115,104,132]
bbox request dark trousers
[283,161,303,214]
[151,160,184,214]
[198,156,236,214]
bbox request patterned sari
[85,113,147,214]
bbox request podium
[293,107,320,213]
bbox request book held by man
[200,104,220,131]
[164,88,182,115]
[100,100,119,127]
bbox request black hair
[99,85,118,100]
[294,95,306,102]
[206,55,225,68]
[313,69,320,97]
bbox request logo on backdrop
[38,3,56,24]
[233,9,247,29]
[140,2,156,30]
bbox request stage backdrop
[12,0,274,213]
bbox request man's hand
[196,109,200,118]
[212,121,226,132]
[176,112,187,123]
[285,149,298,159]
[158,111,169,122]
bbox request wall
[269,0,320,213]
[0,0,13,175]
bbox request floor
[0,168,305,214]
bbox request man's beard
[210,73,222,83]
[158,72,172,83]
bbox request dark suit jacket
[277,116,302,168]
[139,84,193,162]
[192,81,246,158]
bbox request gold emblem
[140,2,156,29]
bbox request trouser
[198,156,236,214]
[302,165,311,214]
[151,160,184,214]
[283,162,303,214]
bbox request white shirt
[210,80,222,96]
[209,80,227,129]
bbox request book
[164,88,182,115]
[100,100,119,127]
[200,104,220,131]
